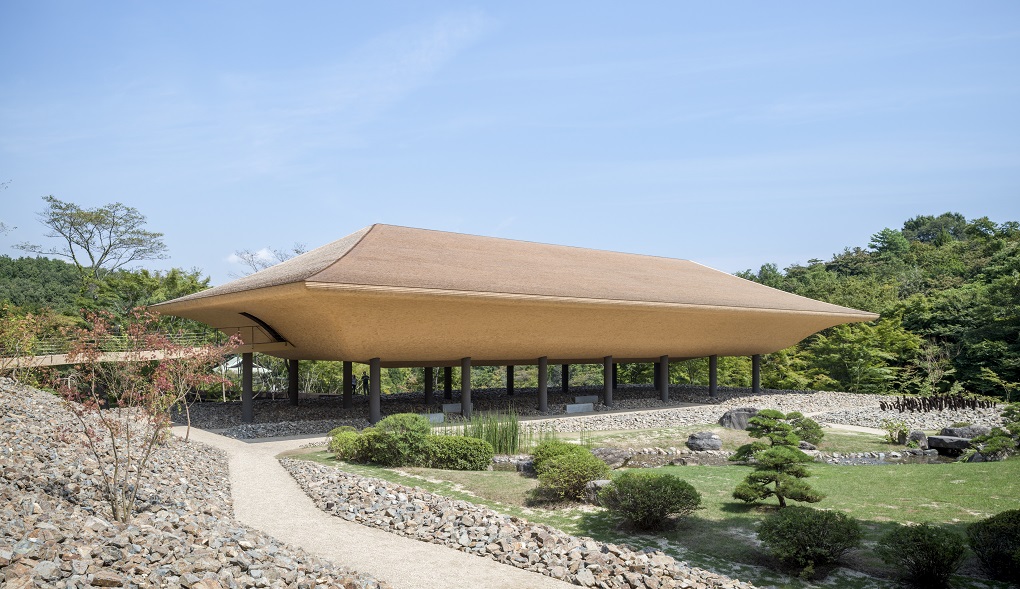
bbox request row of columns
[242,353,764,424]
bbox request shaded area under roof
[153,224,878,366]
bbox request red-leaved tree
[58,308,234,522]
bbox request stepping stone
[565,403,594,414]
[441,403,462,414]
[425,413,444,424]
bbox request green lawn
[291,441,1019,589]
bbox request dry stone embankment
[0,378,388,589]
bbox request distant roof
[153,224,877,366]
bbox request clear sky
[1,2,1018,285]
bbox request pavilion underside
[152,224,879,423]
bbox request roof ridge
[306,224,378,282]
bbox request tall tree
[16,196,168,295]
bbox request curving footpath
[175,426,573,589]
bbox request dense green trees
[739,212,1020,399]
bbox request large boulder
[940,425,991,439]
[927,435,971,456]
[584,479,612,505]
[591,447,633,469]
[686,431,722,451]
[798,440,817,451]
[719,407,758,430]
[907,430,929,450]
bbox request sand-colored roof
[153,224,878,366]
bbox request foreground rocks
[282,459,757,589]
[0,378,387,589]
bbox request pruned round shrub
[877,523,966,588]
[757,506,862,578]
[328,430,360,460]
[362,413,432,466]
[967,509,1020,583]
[532,440,592,474]
[599,471,701,530]
[537,451,610,501]
[424,436,494,471]
[328,425,357,437]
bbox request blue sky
[1,2,1018,285]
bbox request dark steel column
[506,365,514,396]
[561,364,569,394]
[424,367,435,405]
[342,361,354,409]
[538,357,549,412]
[443,366,453,400]
[461,357,472,419]
[603,356,613,408]
[659,355,669,402]
[653,361,661,390]
[752,354,761,394]
[369,358,381,424]
[241,352,254,424]
[287,359,299,406]
[709,355,718,398]
[612,363,618,389]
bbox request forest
[2,206,1017,401]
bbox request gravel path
[180,427,575,589]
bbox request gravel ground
[0,377,388,589]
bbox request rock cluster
[282,459,757,589]
[0,378,387,589]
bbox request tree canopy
[16,196,168,294]
[738,212,1020,399]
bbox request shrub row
[757,506,1020,586]
[328,414,494,471]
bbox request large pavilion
[152,224,878,423]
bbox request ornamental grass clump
[599,471,701,530]
[464,408,521,454]
[757,506,862,579]
[876,523,966,588]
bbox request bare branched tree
[16,196,168,293]
[0,179,13,235]
[230,242,306,276]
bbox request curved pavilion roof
[152,224,878,367]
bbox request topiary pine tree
[730,409,824,507]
